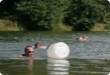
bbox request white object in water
[0,0,2,2]
[47,42,70,59]
[0,73,2,75]
[108,72,110,75]
[108,0,110,3]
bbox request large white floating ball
[0,0,2,2]
[0,73,2,75]
[108,72,110,75]
[47,42,70,59]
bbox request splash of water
[108,0,110,3]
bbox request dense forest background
[0,0,110,31]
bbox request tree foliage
[16,0,69,30]
[0,0,110,31]
[64,0,110,31]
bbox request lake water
[0,31,110,75]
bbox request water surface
[0,31,110,75]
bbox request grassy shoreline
[0,19,23,31]
[0,19,109,31]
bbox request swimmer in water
[19,42,47,57]
[79,35,89,42]
[19,45,34,57]
[34,42,47,49]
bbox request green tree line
[0,0,110,31]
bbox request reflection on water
[0,59,110,75]
[47,58,70,75]
[27,59,34,75]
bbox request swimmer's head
[80,35,85,37]
[25,46,33,51]
[34,42,42,48]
